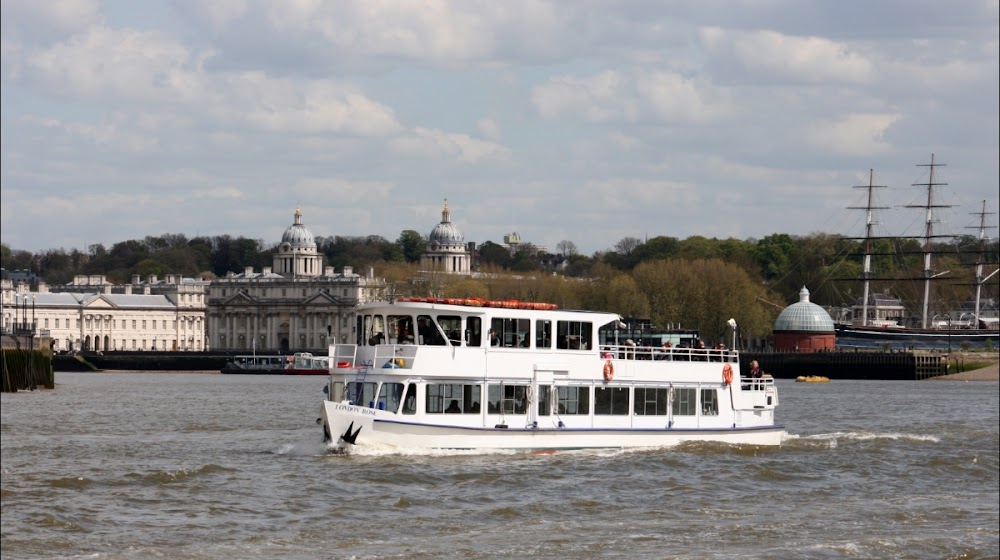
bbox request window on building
[77,319,81,328]
[162,320,166,329]
[132,320,137,329]
[55,318,60,328]
[44,318,49,328]
[151,320,156,330]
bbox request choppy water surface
[2,373,997,559]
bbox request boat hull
[320,401,785,451]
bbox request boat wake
[783,431,940,448]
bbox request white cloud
[390,127,512,163]
[700,26,876,84]
[806,112,901,156]
[532,71,627,122]
[637,71,732,123]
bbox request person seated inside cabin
[445,399,462,413]
[469,401,480,413]
[369,332,385,345]
[400,328,415,344]
[489,329,500,346]
[510,334,522,348]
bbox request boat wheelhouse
[319,298,783,451]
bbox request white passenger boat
[319,298,783,452]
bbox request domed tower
[773,287,836,352]
[273,207,322,277]
[420,199,471,274]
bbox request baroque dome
[428,200,464,246]
[281,207,316,249]
[774,287,835,332]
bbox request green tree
[396,230,427,263]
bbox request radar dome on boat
[281,207,316,249]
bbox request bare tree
[556,240,578,256]
[615,236,643,255]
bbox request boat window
[436,315,463,346]
[556,320,592,350]
[426,383,483,414]
[388,315,414,344]
[672,388,697,416]
[401,384,417,415]
[346,381,379,408]
[535,319,552,349]
[491,318,530,347]
[466,316,483,347]
[537,385,552,416]
[701,388,719,416]
[488,384,530,414]
[416,315,446,346]
[594,387,629,415]
[634,387,668,416]
[554,386,589,415]
[377,382,406,413]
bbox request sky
[2,0,998,257]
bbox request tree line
[2,230,997,344]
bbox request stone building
[205,208,386,353]
[420,200,472,274]
[1,274,208,352]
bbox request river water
[1,373,997,559]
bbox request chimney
[245,266,253,276]
[148,274,158,284]
[324,266,334,276]
[263,266,272,275]
[343,266,353,276]
[132,274,140,285]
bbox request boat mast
[849,169,887,326]
[969,199,998,329]
[907,154,951,329]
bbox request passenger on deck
[445,399,461,413]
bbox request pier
[740,350,954,380]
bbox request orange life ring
[722,363,734,385]
[603,360,614,382]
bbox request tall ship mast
[969,199,999,328]
[836,155,999,350]
[905,154,952,329]
[848,169,888,327]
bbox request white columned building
[420,199,471,274]
[205,208,387,353]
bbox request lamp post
[727,318,737,351]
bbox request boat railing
[330,343,419,371]
[600,343,738,363]
[372,344,418,370]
